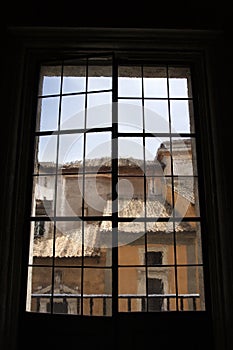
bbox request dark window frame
[4,27,228,350]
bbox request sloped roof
[33,198,193,258]
[100,198,192,233]
[33,223,100,258]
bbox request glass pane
[118,99,143,133]
[85,131,111,162]
[146,238,174,265]
[84,222,112,265]
[168,67,192,98]
[83,268,112,316]
[118,222,145,249]
[175,222,203,265]
[39,66,62,96]
[145,137,171,175]
[36,135,57,171]
[56,175,83,216]
[60,94,85,130]
[86,92,112,128]
[62,65,86,94]
[88,65,112,91]
[58,133,84,169]
[172,176,200,217]
[147,267,176,311]
[118,66,142,97]
[177,266,205,311]
[29,221,54,265]
[144,100,169,133]
[51,268,81,315]
[31,175,55,217]
[170,100,193,134]
[118,267,146,312]
[26,266,53,313]
[146,176,166,197]
[170,137,198,176]
[36,97,60,132]
[143,66,167,98]
[54,221,83,262]
[118,137,144,174]
[84,172,111,216]
[118,178,145,217]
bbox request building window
[26,54,206,316]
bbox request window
[26,53,206,317]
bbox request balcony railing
[31,293,200,315]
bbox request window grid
[27,55,205,316]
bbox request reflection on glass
[37,97,60,132]
[86,92,112,128]
[85,132,111,160]
[118,222,145,247]
[62,65,86,94]
[177,266,205,311]
[144,100,169,133]
[118,66,142,97]
[118,100,143,133]
[58,133,84,167]
[118,177,145,218]
[83,268,112,316]
[118,137,144,164]
[60,94,85,130]
[84,173,111,216]
[56,175,83,216]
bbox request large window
[26,54,205,316]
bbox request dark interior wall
[2,4,233,350]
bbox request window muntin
[26,55,205,316]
